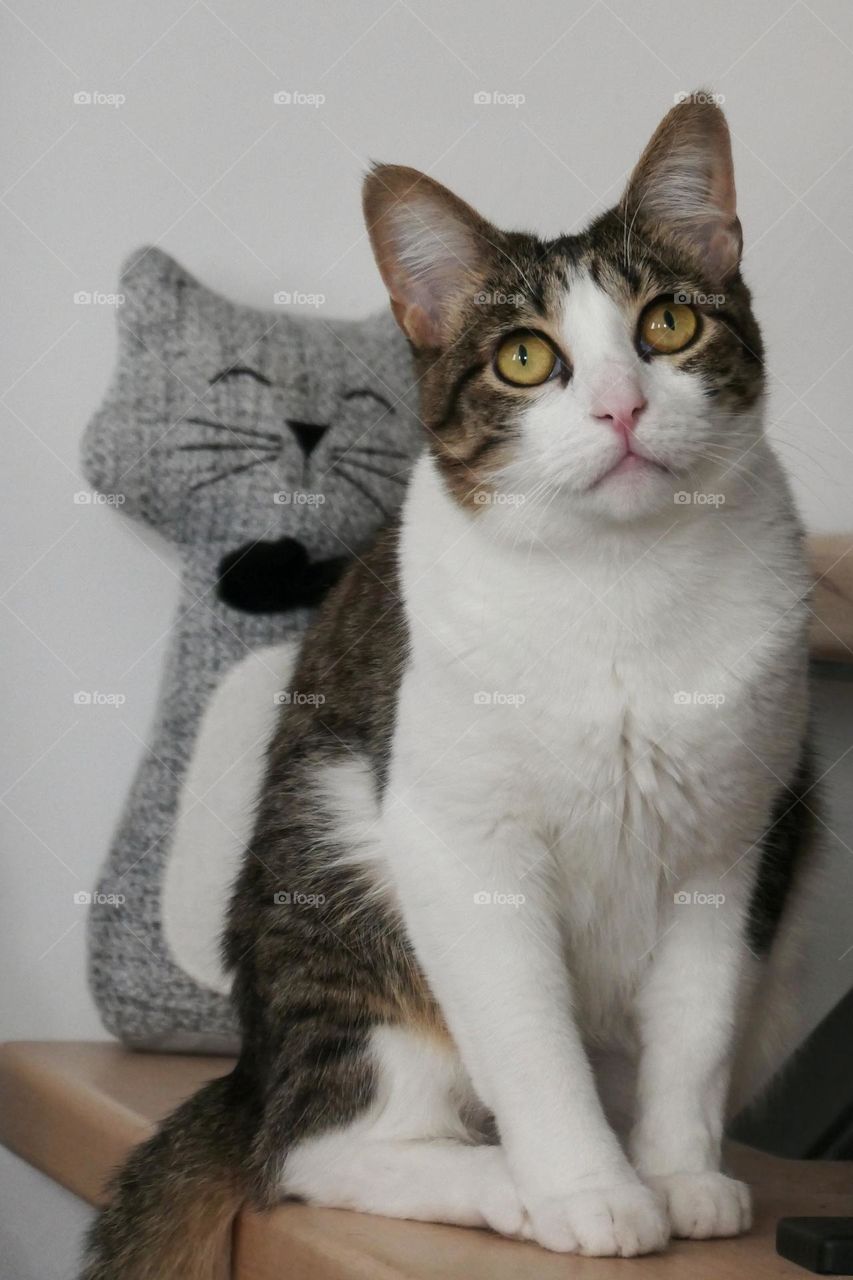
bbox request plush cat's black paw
[217,537,348,613]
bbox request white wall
[3,0,853,1044]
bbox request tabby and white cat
[83,95,814,1276]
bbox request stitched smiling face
[180,314,421,552]
[364,97,763,536]
[93,250,422,555]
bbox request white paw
[473,1148,527,1238]
[478,1176,526,1238]
[521,1180,670,1255]
[648,1171,751,1239]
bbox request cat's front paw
[647,1171,751,1239]
[522,1180,669,1255]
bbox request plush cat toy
[83,246,421,1050]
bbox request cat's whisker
[524,478,564,549]
[693,455,765,500]
[519,475,557,518]
[707,449,827,504]
[683,441,763,485]
[459,477,487,507]
[760,427,839,469]
[690,444,788,503]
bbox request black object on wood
[777,1218,853,1275]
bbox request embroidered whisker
[189,456,273,493]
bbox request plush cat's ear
[363,165,498,349]
[620,94,742,280]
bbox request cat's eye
[494,332,557,387]
[638,300,698,355]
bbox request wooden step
[2,1040,852,1278]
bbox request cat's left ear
[363,165,499,349]
[620,93,742,281]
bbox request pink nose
[592,387,646,436]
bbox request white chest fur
[391,453,809,1033]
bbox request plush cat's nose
[286,420,329,459]
[591,381,646,436]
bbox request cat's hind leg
[280,1023,525,1237]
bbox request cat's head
[364,95,763,539]
[82,248,421,556]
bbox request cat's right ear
[363,165,498,350]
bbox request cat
[82,94,815,1276]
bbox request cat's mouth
[589,447,672,489]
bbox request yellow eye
[639,300,698,355]
[494,332,557,386]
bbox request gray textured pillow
[83,246,421,1050]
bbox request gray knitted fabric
[83,247,421,1050]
